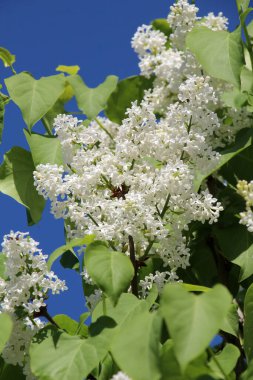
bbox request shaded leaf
[0,147,45,224]
[244,284,253,362]
[47,235,95,270]
[60,250,79,271]
[105,76,153,124]
[194,128,253,191]
[151,18,172,38]
[0,47,15,68]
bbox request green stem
[207,348,230,380]
[95,117,114,141]
[42,117,53,136]
[102,294,107,315]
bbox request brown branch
[128,235,138,297]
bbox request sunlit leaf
[161,284,232,370]
[186,26,244,87]
[56,65,80,75]
[5,73,65,130]
[68,74,118,120]
[0,47,15,68]
[0,314,12,353]
[85,241,134,303]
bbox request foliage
[1,1,253,380]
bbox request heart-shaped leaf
[84,241,134,303]
[68,74,118,120]
[161,284,232,370]
[5,73,65,130]
[0,147,45,224]
[186,26,244,87]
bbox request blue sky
[0,0,251,320]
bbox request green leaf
[244,284,253,362]
[181,284,211,293]
[47,235,95,270]
[0,314,13,354]
[241,359,253,379]
[98,354,119,380]
[0,363,25,380]
[220,304,239,337]
[56,65,80,75]
[161,284,232,370]
[24,130,63,166]
[92,293,146,325]
[248,19,253,37]
[209,344,240,377]
[75,312,90,335]
[0,147,45,224]
[221,88,248,108]
[30,326,100,380]
[60,250,79,271]
[0,47,15,68]
[233,243,253,281]
[105,76,153,124]
[68,74,118,120]
[236,0,250,12]
[0,253,6,279]
[145,285,158,309]
[241,66,253,93]
[194,128,253,191]
[5,73,65,130]
[53,314,88,337]
[42,82,74,134]
[186,26,244,87]
[151,18,172,38]
[110,309,162,380]
[161,342,215,380]
[214,224,253,281]
[84,241,134,303]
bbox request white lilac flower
[201,12,228,31]
[0,231,67,315]
[131,24,167,56]
[110,372,132,380]
[140,270,180,297]
[237,180,253,232]
[33,0,252,297]
[86,289,102,312]
[167,0,199,49]
[0,231,67,377]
